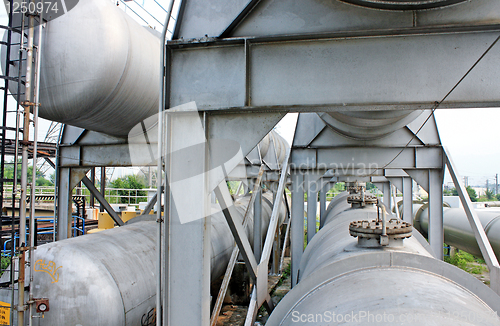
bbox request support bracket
[444,147,500,294]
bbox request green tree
[451,186,478,202]
[366,182,376,190]
[496,194,500,201]
[485,189,495,200]
[109,174,147,204]
[2,160,53,186]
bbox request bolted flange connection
[346,182,377,208]
[349,219,412,247]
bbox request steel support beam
[292,146,443,172]
[445,148,500,294]
[215,183,258,281]
[291,171,304,287]
[100,167,105,212]
[142,191,158,215]
[383,182,391,211]
[253,188,262,261]
[166,112,211,326]
[56,167,72,240]
[319,183,328,229]
[402,177,413,223]
[256,148,290,308]
[428,169,444,260]
[169,26,500,113]
[210,165,265,326]
[307,186,318,244]
[219,0,264,38]
[81,176,124,226]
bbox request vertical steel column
[402,177,413,223]
[271,220,281,274]
[319,182,329,229]
[445,148,500,293]
[100,167,105,212]
[392,185,400,219]
[90,168,95,207]
[428,169,444,260]
[383,182,391,210]
[29,12,43,323]
[291,171,304,287]
[253,188,262,261]
[306,174,318,244]
[166,112,211,326]
[271,185,280,274]
[18,9,35,324]
[56,168,72,240]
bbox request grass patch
[275,263,291,288]
[444,250,487,275]
[0,254,10,276]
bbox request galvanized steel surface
[340,0,468,10]
[4,0,160,137]
[318,110,424,140]
[268,197,500,325]
[0,192,286,325]
[211,192,286,282]
[415,205,500,259]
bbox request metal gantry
[158,0,500,324]
[0,1,46,324]
[8,0,500,325]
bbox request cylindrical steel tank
[0,192,287,325]
[318,110,424,140]
[340,0,468,10]
[3,0,160,137]
[268,196,500,325]
[258,130,288,164]
[414,204,500,259]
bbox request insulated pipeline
[267,195,500,325]
[414,204,500,259]
[0,192,287,325]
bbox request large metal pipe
[2,0,161,137]
[318,110,424,140]
[0,192,286,325]
[414,204,500,259]
[268,196,500,325]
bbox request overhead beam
[291,147,443,171]
[169,26,500,113]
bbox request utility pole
[496,174,498,195]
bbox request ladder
[0,2,45,324]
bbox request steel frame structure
[41,0,500,325]
[156,0,500,324]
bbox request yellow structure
[121,211,138,222]
[88,212,115,234]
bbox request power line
[377,33,500,172]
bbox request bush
[109,175,147,204]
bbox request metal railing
[2,185,150,207]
